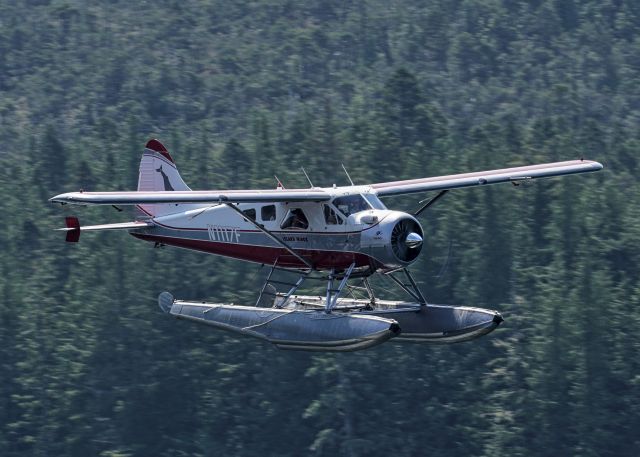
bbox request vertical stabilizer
[137,139,192,217]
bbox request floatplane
[50,139,603,351]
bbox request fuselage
[131,186,424,273]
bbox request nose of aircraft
[405,232,423,249]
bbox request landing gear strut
[384,268,428,306]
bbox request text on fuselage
[282,236,308,242]
[207,225,240,243]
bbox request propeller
[390,218,423,262]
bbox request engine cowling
[359,211,424,269]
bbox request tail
[137,139,192,217]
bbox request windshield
[364,193,387,210]
[333,195,371,217]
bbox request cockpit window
[242,208,256,221]
[333,195,371,217]
[261,205,276,221]
[364,193,387,210]
[323,205,343,225]
[281,208,309,230]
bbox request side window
[242,208,256,221]
[323,205,343,225]
[261,205,276,221]
[281,208,309,230]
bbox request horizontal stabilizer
[57,218,153,242]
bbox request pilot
[348,199,360,216]
[290,209,307,229]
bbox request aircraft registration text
[207,225,240,243]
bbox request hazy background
[1,1,639,456]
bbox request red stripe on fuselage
[132,233,376,270]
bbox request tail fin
[137,139,192,217]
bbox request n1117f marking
[207,225,240,243]
[50,139,603,351]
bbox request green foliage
[1,0,639,455]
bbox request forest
[1,0,639,456]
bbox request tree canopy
[1,1,639,456]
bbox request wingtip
[579,158,604,170]
[50,192,79,204]
[49,194,65,204]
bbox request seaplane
[50,139,603,351]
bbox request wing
[50,188,331,206]
[371,160,603,197]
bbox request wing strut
[223,203,313,269]
[325,263,356,313]
[257,260,310,308]
[414,190,449,216]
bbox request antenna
[301,167,314,188]
[274,175,285,189]
[342,163,355,186]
